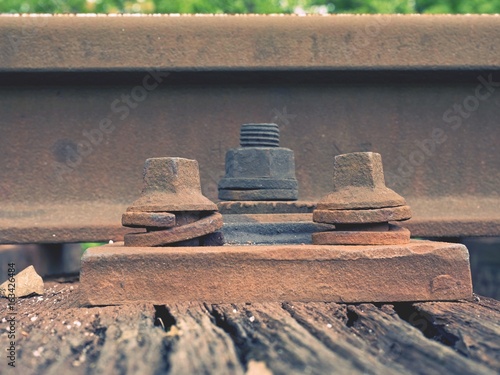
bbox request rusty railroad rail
[0,14,499,243]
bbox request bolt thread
[240,123,279,147]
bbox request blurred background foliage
[1,0,500,14]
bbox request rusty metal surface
[312,152,412,245]
[80,240,473,304]
[122,157,222,246]
[1,15,500,71]
[0,15,499,243]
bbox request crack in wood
[1,281,498,374]
[344,303,494,375]
[393,302,460,346]
[209,302,377,374]
[153,305,177,332]
[161,303,245,375]
[411,300,500,370]
[207,303,252,371]
[281,302,403,375]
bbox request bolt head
[333,152,385,190]
[126,157,217,212]
[317,152,408,210]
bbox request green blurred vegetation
[1,0,500,14]
[80,242,106,253]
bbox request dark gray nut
[218,177,298,190]
[218,188,298,201]
[223,148,296,179]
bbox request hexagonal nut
[218,178,298,190]
[333,152,385,190]
[126,157,218,212]
[218,188,298,201]
[223,147,296,179]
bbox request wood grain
[1,281,499,374]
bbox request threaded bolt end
[240,123,279,147]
